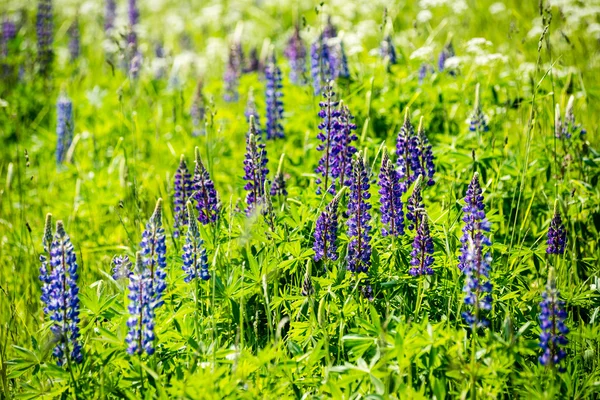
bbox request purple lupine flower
[310,37,333,95]
[416,117,435,186]
[1,17,16,73]
[104,0,116,33]
[126,251,156,356]
[346,154,372,274]
[418,63,433,84]
[284,25,306,84]
[469,84,489,133]
[223,43,242,102]
[396,110,420,189]
[43,221,83,366]
[140,199,167,308]
[128,0,139,26]
[331,102,358,189]
[409,211,434,276]
[539,269,569,372]
[315,82,341,195]
[245,88,262,138]
[380,34,397,67]
[360,281,374,301]
[192,148,219,225]
[36,0,54,77]
[56,93,74,165]
[173,155,193,237]
[270,170,287,197]
[406,176,423,231]
[243,118,269,215]
[378,151,404,237]
[265,53,284,140]
[190,79,206,136]
[438,42,454,72]
[313,193,341,262]
[112,255,132,280]
[182,202,210,282]
[323,17,337,40]
[563,95,586,138]
[460,172,493,328]
[547,207,566,255]
[39,213,54,315]
[244,47,260,73]
[67,18,80,61]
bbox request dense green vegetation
[1,0,600,398]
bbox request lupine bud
[301,272,314,296]
[539,268,569,372]
[243,117,269,215]
[547,203,566,255]
[346,154,372,274]
[191,148,219,225]
[182,202,209,282]
[313,189,343,263]
[270,154,287,197]
[406,176,423,231]
[223,42,242,102]
[469,84,489,133]
[39,213,53,315]
[245,88,262,138]
[380,34,397,67]
[104,0,116,33]
[378,151,404,237]
[265,52,284,140]
[409,211,434,276]
[67,18,80,61]
[173,155,193,237]
[460,172,493,328]
[56,92,74,165]
[360,281,374,301]
[438,42,454,72]
[416,117,435,186]
[43,221,83,366]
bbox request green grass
[1,0,600,398]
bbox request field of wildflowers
[1,0,600,398]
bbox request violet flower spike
[245,87,262,138]
[243,117,269,215]
[265,52,284,140]
[284,25,307,84]
[192,147,219,225]
[139,199,167,308]
[416,117,435,186]
[112,254,133,280]
[396,109,419,189]
[270,154,287,197]
[315,81,340,195]
[190,79,206,136]
[67,18,80,61]
[182,202,210,282]
[538,268,569,372]
[331,102,358,189]
[346,154,373,274]
[39,213,53,315]
[406,176,423,231]
[380,34,397,67]
[378,151,405,237]
[44,221,83,366]
[547,203,566,255]
[36,0,54,77]
[409,211,434,276]
[104,0,117,34]
[173,155,193,237]
[459,172,493,329]
[469,84,489,133]
[313,189,344,263]
[126,252,156,355]
[56,92,74,165]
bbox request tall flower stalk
[192,147,219,225]
[56,92,74,165]
[409,210,434,276]
[469,84,489,133]
[547,202,566,255]
[416,117,435,186]
[182,202,210,282]
[396,109,419,190]
[378,150,404,237]
[42,220,83,366]
[346,154,372,274]
[313,188,344,263]
[315,82,340,195]
[332,102,358,189]
[126,251,156,355]
[140,199,167,308]
[539,268,569,372]
[285,25,307,84]
[460,172,493,328]
[173,155,193,237]
[243,117,269,215]
[36,0,54,77]
[265,53,284,140]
